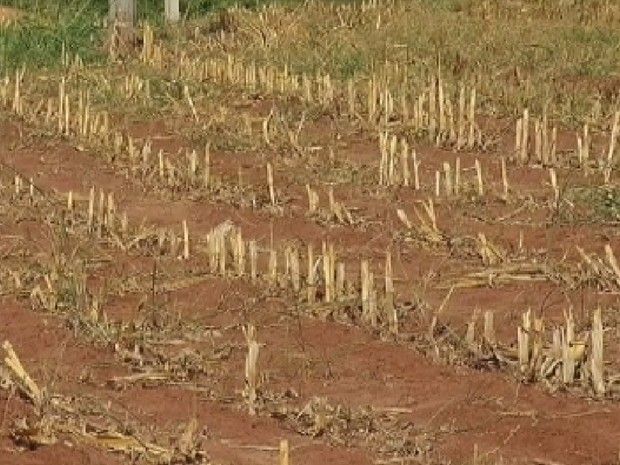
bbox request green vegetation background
[0,0,306,69]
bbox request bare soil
[1,31,620,465]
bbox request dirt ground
[1,3,620,465]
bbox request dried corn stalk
[577,245,620,291]
[279,439,290,465]
[591,309,605,396]
[477,233,505,266]
[2,341,43,409]
[243,325,260,415]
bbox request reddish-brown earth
[1,69,620,465]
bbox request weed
[567,186,620,222]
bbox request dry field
[1,1,620,464]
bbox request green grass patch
[567,186,620,222]
[0,0,312,70]
[0,0,107,70]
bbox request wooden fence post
[165,0,180,23]
[108,0,136,53]
[109,0,136,25]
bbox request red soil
[1,96,620,465]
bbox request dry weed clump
[270,396,433,461]
[1,341,209,463]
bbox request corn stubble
[1,4,620,465]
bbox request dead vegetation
[0,1,620,464]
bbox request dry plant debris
[1,1,620,464]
